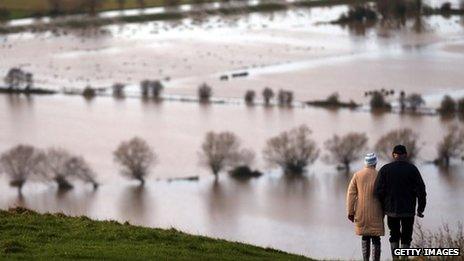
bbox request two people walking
[346,145,427,260]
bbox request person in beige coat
[346,153,385,261]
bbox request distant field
[0,0,215,19]
[0,208,310,260]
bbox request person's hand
[417,212,424,218]
[348,215,354,222]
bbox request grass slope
[0,208,311,260]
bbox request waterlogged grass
[0,208,311,260]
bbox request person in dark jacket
[374,145,427,259]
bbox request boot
[362,238,371,261]
[391,242,399,260]
[372,243,381,261]
[400,244,410,260]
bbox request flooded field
[1,2,464,260]
[1,5,464,104]
[0,94,463,260]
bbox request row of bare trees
[2,126,462,194]
[108,81,294,107]
[0,146,98,195]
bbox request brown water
[0,95,463,260]
[1,4,464,260]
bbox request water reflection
[119,185,151,225]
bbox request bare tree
[406,93,425,112]
[244,90,255,105]
[40,148,75,190]
[199,131,254,177]
[374,128,420,161]
[0,145,41,195]
[198,83,212,103]
[112,83,125,98]
[114,137,157,185]
[324,132,369,172]
[437,125,464,167]
[263,125,320,174]
[65,156,99,188]
[262,87,274,106]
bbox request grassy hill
[0,208,311,260]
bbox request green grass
[0,208,311,260]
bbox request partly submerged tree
[324,132,369,172]
[3,68,32,90]
[277,89,293,107]
[198,83,212,103]
[244,90,255,105]
[369,91,391,111]
[263,125,319,175]
[39,148,98,190]
[114,137,157,185]
[375,128,420,161]
[112,83,125,98]
[436,125,464,167]
[82,86,96,99]
[65,156,98,189]
[262,87,274,106]
[151,80,164,99]
[40,148,75,190]
[0,145,41,195]
[406,93,425,112]
[439,95,456,116]
[199,131,254,178]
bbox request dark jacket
[374,160,426,217]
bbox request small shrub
[229,166,262,180]
[82,86,96,99]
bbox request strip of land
[0,208,311,260]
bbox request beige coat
[346,167,385,236]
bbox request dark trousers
[362,236,381,245]
[387,216,415,245]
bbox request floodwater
[1,5,464,105]
[1,95,464,260]
[1,3,464,260]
